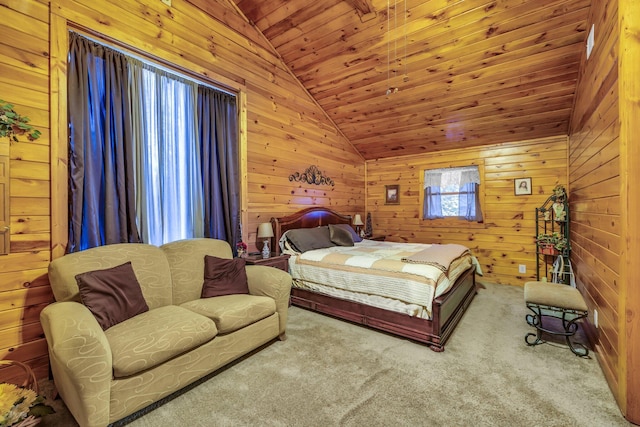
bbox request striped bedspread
[288,240,473,319]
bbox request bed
[271,207,477,351]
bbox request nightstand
[368,235,386,241]
[243,253,291,272]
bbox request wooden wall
[569,0,640,423]
[365,135,568,287]
[619,0,640,420]
[0,0,364,381]
[568,0,620,408]
[0,0,53,383]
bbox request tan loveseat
[40,238,292,427]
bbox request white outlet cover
[518,264,526,274]
[586,24,595,59]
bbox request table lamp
[353,214,364,237]
[257,222,274,259]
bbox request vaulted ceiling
[232,0,591,159]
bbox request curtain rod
[68,24,241,97]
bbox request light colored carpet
[39,282,631,426]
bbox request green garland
[0,100,41,142]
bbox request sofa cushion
[181,294,276,334]
[161,238,235,306]
[104,305,217,378]
[76,261,149,330]
[202,256,249,297]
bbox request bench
[524,281,589,357]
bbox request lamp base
[262,240,270,259]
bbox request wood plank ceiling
[232,0,591,160]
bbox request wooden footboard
[290,266,477,351]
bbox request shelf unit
[535,189,571,285]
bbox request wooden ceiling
[232,0,591,159]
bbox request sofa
[40,238,292,427]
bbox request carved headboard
[271,207,352,255]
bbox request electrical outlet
[594,309,598,328]
[586,24,595,59]
[518,264,526,274]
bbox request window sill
[421,218,486,229]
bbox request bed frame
[271,207,477,351]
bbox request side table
[243,253,290,272]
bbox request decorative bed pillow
[76,261,149,331]
[202,255,249,298]
[333,223,363,243]
[329,224,354,246]
[286,226,335,253]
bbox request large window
[422,165,483,222]
[67,32,240,252]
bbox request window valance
[424,166,480,189]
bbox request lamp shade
[257,222,274,238]
[353,214,364,226]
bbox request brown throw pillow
[329,224,354,246]
[76,261,149,331]
[202,255,249,298]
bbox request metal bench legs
[525,303,589,357]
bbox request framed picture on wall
[514,177,532,195]
[385,185,400,204]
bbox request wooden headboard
[270,207,352,255]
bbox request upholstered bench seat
[524,281,589,357]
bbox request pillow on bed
[332,223,363,243]
[286,226,335,253]
[329,224,354,246]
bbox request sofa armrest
[40,301,113,427]
[245,265,292,337]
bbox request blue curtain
[198,87,240,249]
[459,182,483,221]
[424,186,443,219]
[67,33,140,252]
[68,33,239,251]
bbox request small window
[422,166,483,222]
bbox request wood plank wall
[569,0,640,423]
[619,0,640,421]
[0,0,364,380]
[568,0,623,414]
[0,0,53,383]
[365,135,568,287]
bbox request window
[422,166,483,222]
[67,32,240,252]
[133,64,204,246]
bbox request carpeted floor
[39,282,631,426]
